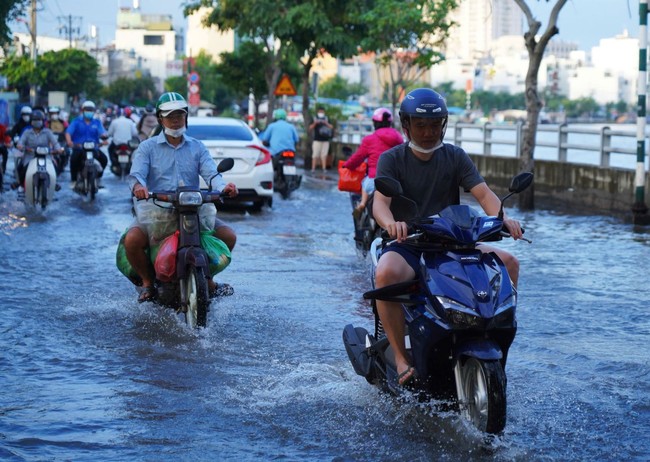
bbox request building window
[144,35,164,46]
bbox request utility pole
[57,15,82,48]
[29,0,37,106]
[634,0,650,225]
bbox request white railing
[336,119,648,171]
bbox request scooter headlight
[35,146,49,155]
[178,191,203,206]
[492,294,516,328]
[83,141,96,150]
[436,296,483,329]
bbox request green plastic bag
[200,231,231,276]
[116,229,230,284]
[115,229,160,286]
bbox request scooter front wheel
[458,358,507,434]
[38,179,48,210]
[184,267,209,328]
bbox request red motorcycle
[110,139,140,180]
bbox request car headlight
[436,296,483,329]
[178,191,203,206]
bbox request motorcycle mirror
[375,176,420,222]
[217,158,234,173]
[498,171,534,219]
[509,171,534,194]
[374,176,403,197]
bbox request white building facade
[185,7,237,62]
[114,8,179,91]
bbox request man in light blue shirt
[258,108,299,156]
[125,92,238,303]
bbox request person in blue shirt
[259,109,300,185]
[125,92,239,303]
[65,100,108,186]
[258,108,299,156]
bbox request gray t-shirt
[376,143,484,219]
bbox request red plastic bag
[154,230,179,282]
[338,159,366,193]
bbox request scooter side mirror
[374,176,403,197]
[375,176,420,222]
[508,171,534,194]
[498,171,534,219]
[217,157,234,173]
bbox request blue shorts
[381,243,422,274]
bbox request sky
[8,0,644,52]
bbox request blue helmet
[399,88,449,141]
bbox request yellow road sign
[274,74,297,96]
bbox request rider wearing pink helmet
[372,107,393,123]
[343,107,404,216]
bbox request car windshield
[186,124,254,141]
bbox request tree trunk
[519,50,543,210]
[514,0,567,210]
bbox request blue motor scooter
[343,171,533,434]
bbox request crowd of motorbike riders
[0,101,160,196]
[0,101,158,192]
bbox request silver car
[186,116,274,210]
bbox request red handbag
[337,160,366,194]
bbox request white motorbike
[24,146,58,210]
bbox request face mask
[22,115,30,122]
[31,120,43,129]
[164,126,186,138]
[408,140,443,155]
[50,114,59,121]
[317,112,325,119]
[83,111,94,119]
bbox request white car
[186,116,274,210]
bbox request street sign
[188,71,200,84]
[189,83,200,94]
[274,74,297,96]
[188,93,200,106]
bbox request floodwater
[0,167,649,461]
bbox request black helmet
[31,109,45,121]
[399,88,448,141]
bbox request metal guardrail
[336,119,646,170]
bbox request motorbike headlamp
[35,146,49,155]
[436,296,483,329]
[491,294,517,328]
[83,141,96,150]
[178,191,203,206]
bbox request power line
[56,15,82,48]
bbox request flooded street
[1,169,649,461]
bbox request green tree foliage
[215,41,299,119]
[35,49,101,99]
[103,75,157,107]
[164,51,239,115]
[360,0,458,113]
[188,51,221,105]
[0,53,32,100]
[185,0,371,129]
[563,97,599,119]
[1,48,101,102]
[0,0,28,46]
[319,75,367,101]
[164,75,186,94]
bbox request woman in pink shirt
[343,108,404,215]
